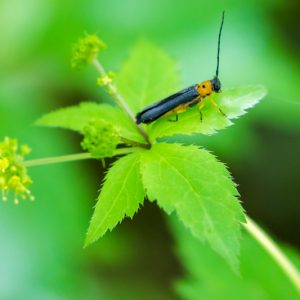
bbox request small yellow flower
[0,158,9,172]
[8,175,22,192]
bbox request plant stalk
[93,59,151,146]
[120,137,150,149]
[244,216,300,294]
[24,148,138,168]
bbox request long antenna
[215,11,225,78]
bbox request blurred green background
[0,0,299,299]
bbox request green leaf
[171,217,300,300]
[114,39,180,114]
[85,152,145,246]
[148,85,267,141]
[36,102,144,143]
[140,142,244,271]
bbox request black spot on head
[202,85,206,88]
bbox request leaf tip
[84,230,99,248]
[83,237,92,249]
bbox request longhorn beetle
[136,11,226,125]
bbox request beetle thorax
[196,80,213,97]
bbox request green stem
[244,216,300,294]
[93,59,151,146]
[24,148,138,168]
[120,137,150,149]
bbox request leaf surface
[140,142,244,271]
[148,85,267,141]
[85,152,145,246]
[36,102,144,142]
[115,39,180,114]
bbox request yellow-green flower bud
[81,119,120,159]
[0,158,9,172]
[22,175,32,186]
[0,176,6,188]
[71,35,106,70]
[20,145,31,156]
[97,71,115,87]
[8,175,22,192]
[10,165,18,174]
[0,137,33,204]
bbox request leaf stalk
[244,216,300,294]
[93,59,151,147]
[24,148,139,168]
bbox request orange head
[196,77,221,97]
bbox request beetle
[136,11,226,125]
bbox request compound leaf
[140,142,244,271]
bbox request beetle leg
[167,104,187,122]
[199,109,203,122]
[168,114,178,122]
[198,98,206,122]
[188,97,201,108]
[209,98,227,117]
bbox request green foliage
[171,218,300,300]
[36,102,144,143]
[37,38,266,270]
[2,1,300,297]
[140,143,244,271]
[148,85,267,141]
[85,153,144,247]
[114,39,180,114]
[81,119,120,158]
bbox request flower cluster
[81,119,120,159]
[97,71,115,87]
[0,137,34,204]
[71,34,106,69]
